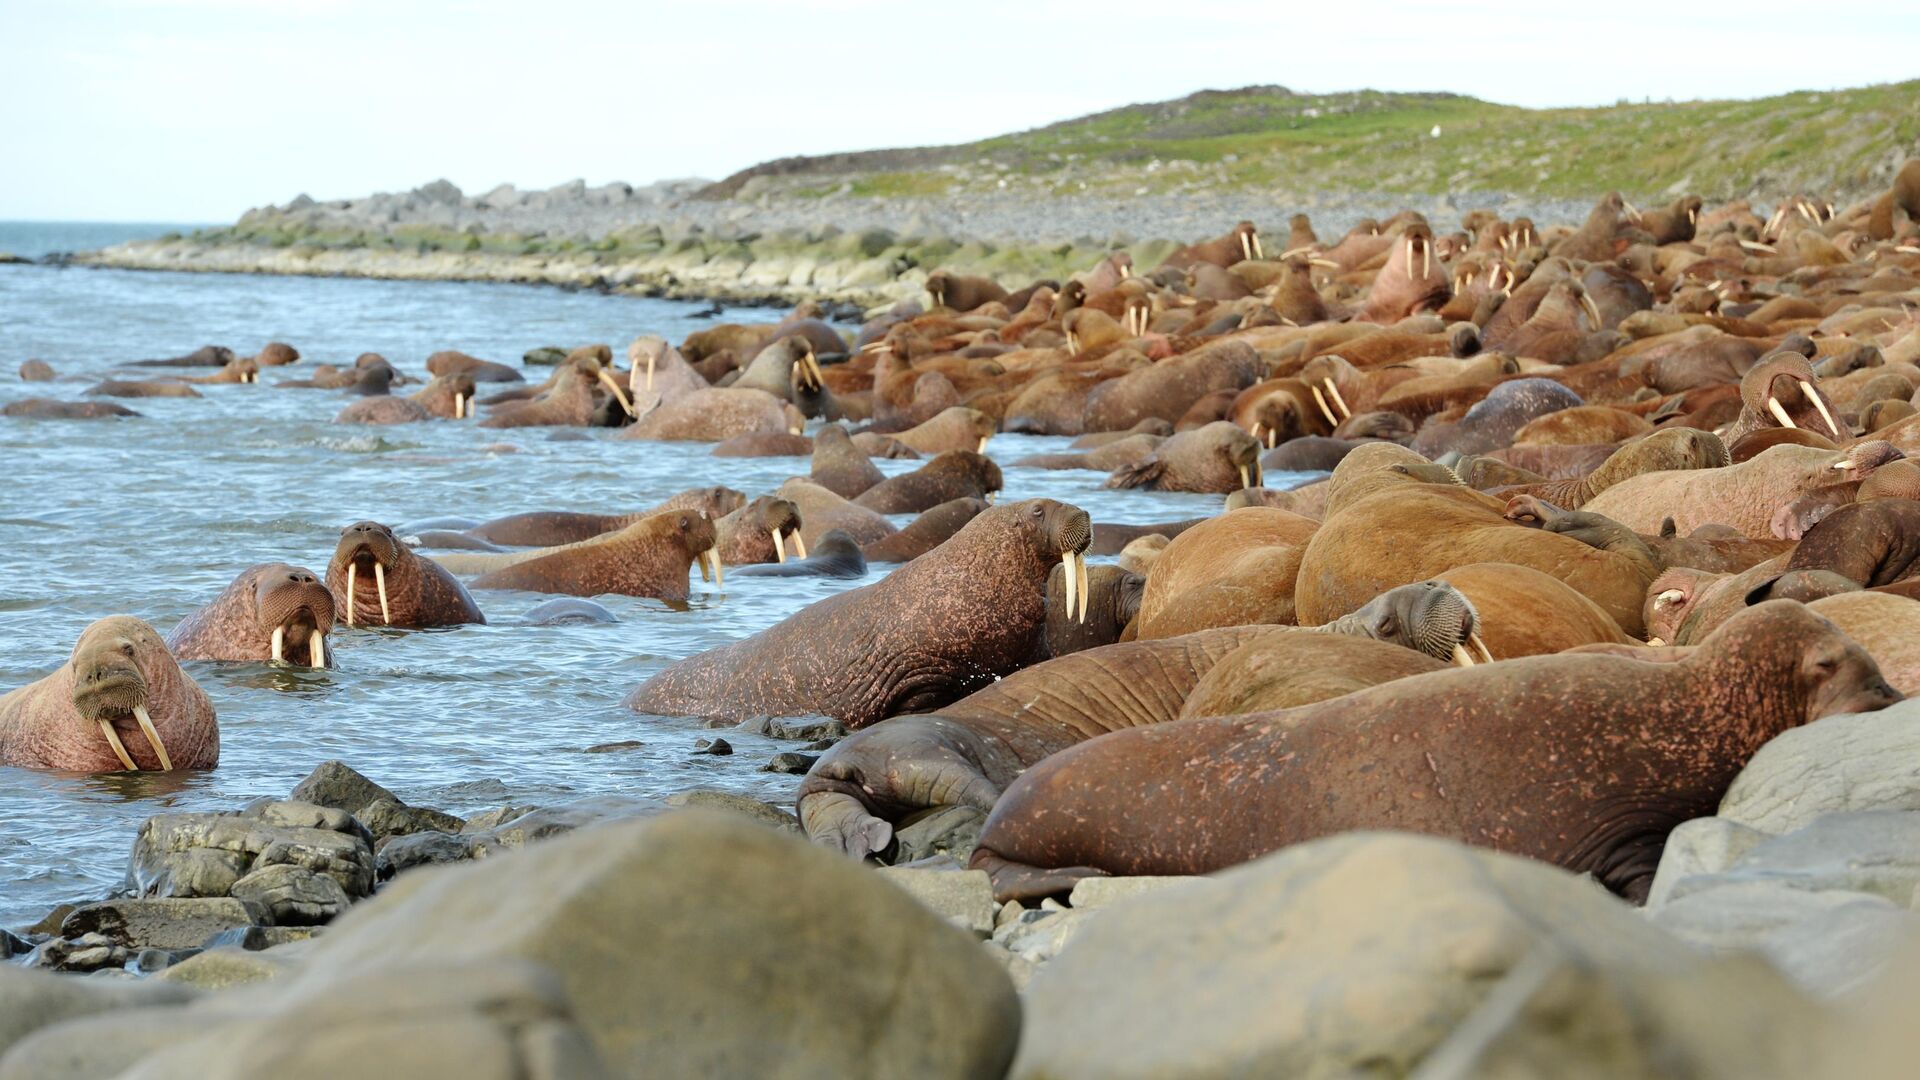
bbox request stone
[155,945,298,989]
[1013,831,1818,1079]
[1665,811,1920,909]
[1646,816,1770,907]
[203,925,318,951]
[230,864,352,925]
[356,797,465,841]
[892,805,987,864]
[27,933,131,974]
[584,740,645,754]
[1651,881,1919,997]
[289,760,398,814]
[524,345,568,366]
[693,737,733,755]
[877,868,997,936]
[1721,704,1920,834]
[270,811,1019,1077]
[461,805,540,833]
[0,964,194,1058]
[736,715,848,741]
[0,929,30,959]
[378,830,494,879]
[62,898,264,950]
[662,788,799,832]
[129,802,375,900]
[1066,875,1209,911]
[760,752,818,774]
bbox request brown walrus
[795,580,1483,857]
[861,497,989,563]
[969,601,1902,902]
[1105,421,1263,494]
[714,496,805,566]
[626,499,1092,728]
[82,379,202,399]
[810,422,885,498]
[468,511,720,600]
[165,563,336,667]
[3,399,141,419]
[425,350,522,383]
[462,487,746,548]
[853,450,1002,514]
[926,269,1010,312]
[0,616,217,772]
[326,521,486,628]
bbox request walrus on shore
[970,601,1902,902]
[1584,440,1904,540]
[734,528,869,579]
[860,497,989,563]
[468,511,721,600]
[326,521,486,628]
[626,499,1092,727]
[3,399,140,419]
[463,487,746,548]
[795,580,1484,857]
[166,563,336,667]
[1043,563,1144,658]
[0,616,216,772]
[853,450,1002,514]
[1132,508,1320,639]
[926,269,1011,313]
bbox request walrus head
[733,496,807,563]
[226,357,261,384]
[252,563,336,668]
[1220,425,1264,491]
[1333,410,1415,444]
[1231,221,1263,264]
[1017,500,1092,624]
[561,353,636,418]
[429,370,479,420]
[255,341,299,366]
[332,521,406,626]
[67,616,176,771]
[1742,352,1841,438]
[1708,601,1901,722]
[1324,580,1491,666]
[675,511,724,587]
[1246,392,1310,449]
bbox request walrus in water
[19,359,55,382]
[326,521,486,628]
[795,580,1483,858]
[426,350,522,383]
[166,563,336,667]
[335,372,479,424]
[1105,421,1263,493]
[463,487,746,547]
[734,529,869,579]
[83,379,203,399]
[469,510,721,600]
[853,450,1003,514]
[713,496,806,565]
[0,616,217,771]
[626,499,1093,728]
[861,498,989,563]
[125,344,234,368]
[3,399,140,419]
[969,601,1901,902]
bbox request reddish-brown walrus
[463,487,746,548]
[0,616,217,772]
[625,499,1092,728]
[969,601,1901,903]
[852,450,1003,514]
[326,521,486,628]
[166,563,337,667]
[795,580,1483,856]
[469,511,720,600]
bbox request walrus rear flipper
[797,791,895,861]
[1104,460,1167,491]
[969,849,1110,904]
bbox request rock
[356,797,465,840]
[24,904,76,938]
[892,805,988,864]
[1646,816,1770,907]
[584,740,645,754]
[996,908,1091,966]
[877,868,997,935]
[1721,703,1920,833]
[1013,831,1818,1079]
[378,830,493,878]
[27,932,131,973]
[662,788,799,832]
[0,929,30,959]
[736,715,848,741]
[229,864,352,925]
[203,925,319,951]
[155,945,299,989]
[461,804,540,833]
[1066,875,1209,911]
[129,801,375,901]
[1665,811,1920,909]
[0,965,195,1060]
[524,345,568,366]
[289,760,398,814]
[760,752,818,774]
[61,898,264,950]
[693,737,733,756]
[1651,881,1919,997]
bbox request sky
[3,0,1917,223]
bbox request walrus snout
[1048,504,1094,625]
[255,566,336,667]
[335,522,402,626]
[67,629,173,771]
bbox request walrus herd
[7,159,1920,910]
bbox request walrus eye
[121,643,136,656]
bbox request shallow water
[0,252,1313,927]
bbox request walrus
[734,529,869,579]
[425,350,522,383]
[625,499,1092,728]
[1583,440,1903,540]
[795,580,1484,857]
[175,357,260,385]
[810,422,885,498]
[468,511,721,600]
[1105,421,1262,493]
[82,379,202,399]
[251,341,300,366]
[3,399,140,419]
[0,616,217,772]
[19,359,55,382]
[463,487,746,548]
[125,344,234,368]
[478,355,633,428]
[926,269,1010,312]
[860,497,988,563]
[1013,434,1165,473]
[777,478,897,548]
[326,521,486,628]
[853,450,1002,514]
[713,496,806,566]
[887,406,996,456]
[335,372,477,424]
[1043,563,1144,658]
[165,563,336,667]
[970,601,1902,902]
[711,432,814,458]
[1132,508,1320,639]
[619,387,800,442]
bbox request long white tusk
[1240,233,1253,262]
[1421,240,1431,281]
[1311,384,1339,426]
[1451,643,1476,667]
[132,703,172,770]
[1062,551,1079,626]
[271,626,285,663]
[1238,463,1254,489]
[98,719,137,771]
[1647,636,1667,647]
[1800,380,1840,437]
[1470,633,1494,664]
[770,528,786,563]
[310,629,326,669]
[1076,551,1089,623]
[1767,396,1797,430]
[647,352,656,391]
[1324,378,1352,420]
[792,530,807,559]
[1250,421,1264,444]
[374,562,391,625]
[977,435,991,453]
[1266,427,1277,449]
[696,549,711,581]
[597,369,637,417]
[345,563,356,625]
[1252,233,1265,260]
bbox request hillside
[704,81,1920,205]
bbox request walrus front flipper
[969,849,1110,904]
[1104,459,1167,491]
[797,790,895,861]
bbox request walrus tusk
[374,563,391,625]
[696,550,711,582]
[345,564,356,625]
[271,625,285,663]
[1420,239,1430,281]
[595,368,637,417]
[1265,427,1277,449]
[1062,551,1079,625]
[1076,553,1088,623]
[1580,292,1602,331]
[1450,644,1477,667]
[1066,331,1081,356]
[1621,197,1640,218]
[1470,633,1494,664]
[1655,589,1686,603]
[1767,396,1797,429]
[1250,421,1264,444]
[791,530,806,559]
[1240,233,1253,262]
[646,351,656,391]
[310,629,326,669]
[98,719,137,771]
[131,704,172,770]
[1311,384,1339,427]
[1323,378,1352,420]
[698,549,723,588]
[1688,206,1697,226]
[770,529,786,563]
[1309,257,1341,270]
[1799,379,1840,437]
[977,435,991,453]
[1647,636,1667,647]
[1739,240,1777,253]
[1119,261,1131,278]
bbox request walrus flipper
[969,849,1111,904]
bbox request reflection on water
[0,260,1314,926]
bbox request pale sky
[4,0,1916,223]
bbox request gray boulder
[1721,702,1920,834]
[128,799,375,902]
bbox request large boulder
[1720,702,1920,834]
[128,799,374,902]
[1014,831,1819,1079]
